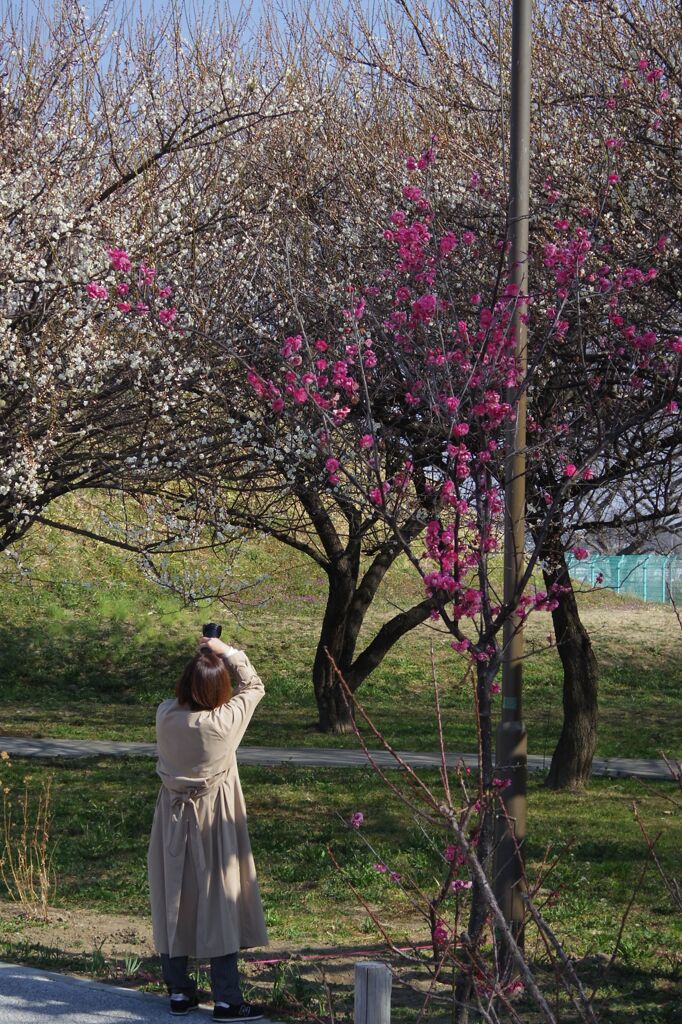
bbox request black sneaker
[169,994,200,1016]
[212,1005,265,1021]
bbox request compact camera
[202,623,222,639]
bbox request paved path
[0,963,286,1024]
[0,736,673,779]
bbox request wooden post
[354,961,391,1024]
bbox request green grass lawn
[0,757,680,1022]
[0,502,680,760]
[1,501,679,1020]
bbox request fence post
[663,556,671,603]
[355,961,391,1024]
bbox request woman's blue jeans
[161,952,243,1005]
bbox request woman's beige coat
[147,650,269,958]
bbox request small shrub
[123,953,143,976]
[0,754,55,922]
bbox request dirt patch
[0,899,426,963]
[0,899,447,1018]
[0,899,154,960]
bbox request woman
[147,636,268,1021]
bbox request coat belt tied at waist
[164,769,231,873]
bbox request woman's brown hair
[176,649,232,710]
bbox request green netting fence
[566,552,682,606]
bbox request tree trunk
[312,564,357,734]
[311,535,434,732]
[544,549,599,790]
[314,658,356,733]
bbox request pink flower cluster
[107,247,132,272]
[450,878,473,892]
[86,282,108,300]
[443,843,466,866]
[373,864,402,882]
[86,247,178,331]
[325,457,340,486]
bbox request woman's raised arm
[199,638,265,748]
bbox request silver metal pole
[494,0,532,950]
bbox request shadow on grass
[2,934,679,1022]
[0,621,188,708]
[569,956,681,1024]
[1,608,679,758]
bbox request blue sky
[1,1,310,61]
[3,0,411,66]
[2,1,396,51]
[4,1,268,28]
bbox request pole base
[493,721,527,949]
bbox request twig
[591,833,655,1007]
[522,896,599,1024]
[325,845,405,956]
[431,642,453,809]
[632,803,681,914]
[326,651,446,817]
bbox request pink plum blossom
[439,233,457,256]
[86,282,108,300]
[107,247,132,272]
[158,307,177,325]
[411,293,437,322]
[369,483,390,506]
[444,844,466,865]
[138,262,156,284]
[325,457,340,485]
[450,879,473,892]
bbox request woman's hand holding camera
[198,636,238,658]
